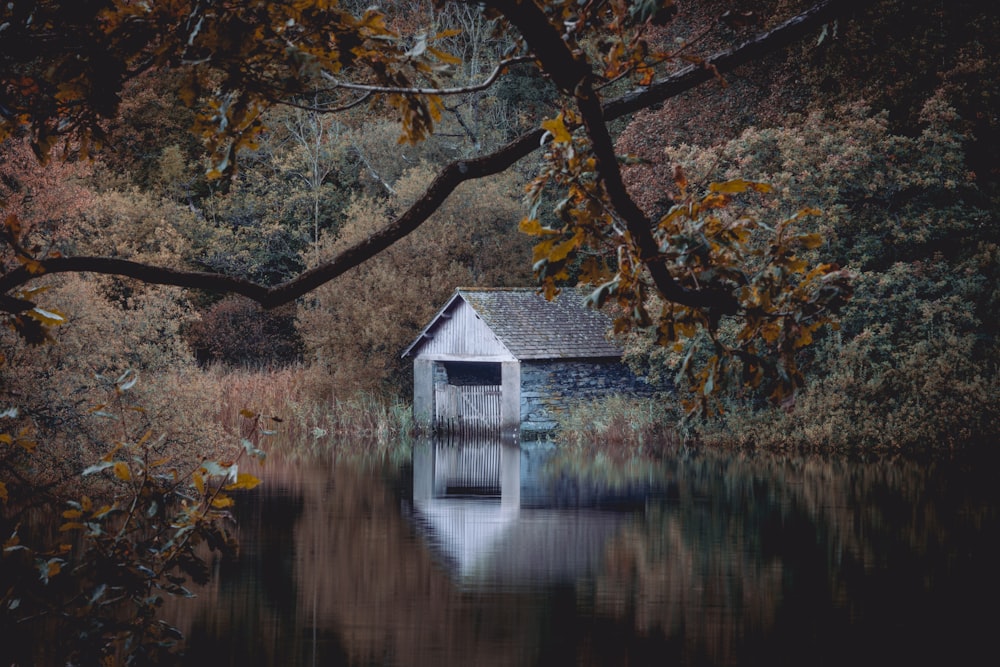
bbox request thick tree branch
[605,0,855,119]
[486,0,753,313]
[581,83,740,313]
[1,0,855,314]
[1,130,545,308]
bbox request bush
[185,297,303,368]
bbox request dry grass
[209,364,414,459]
[556,395,681,459]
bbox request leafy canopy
[1,0,855,403]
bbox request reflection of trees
[589,449,1000,666]
[164,457,549,666]
[159,448,1000,666]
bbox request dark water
[160,441,1000,667]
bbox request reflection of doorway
[411,437,626,586]
[434,440,502,497]
[434,361,502,433]
[413,437,521,508]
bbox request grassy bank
[556,395,681,458]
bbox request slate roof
[403,287,622,360]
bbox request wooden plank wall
[418,301,511,359]
[435,384,502,437]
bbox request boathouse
[402,287,659,436]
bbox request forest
[1,0,998,662]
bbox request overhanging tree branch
[1,129,545,308]
[1,0,855,314]
[486,0,834,313]
[606,0,855,118]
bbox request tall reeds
[210,365,414,459]
[556,394,680,458]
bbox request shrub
[1,371,264,664]
[185,297,303,368]
[557,394,681,458]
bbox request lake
[159,439,1000,666]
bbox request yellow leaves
[239,409,257,419]
[57,510,86,531]
[427,94,443,124]
[519,218,558,236]
[674,320,698,339]
[793,321,824,349]
[673,165,689,193]
[709,179,773,195]
[788,207,823,221]
[390,93,442,145]
[432,28,462,41]
[193,471,205,495]
[542,113,573,145]
[16,255,46,275]
[701,193,731,210]
[101,442,123,462]
[760,321,782,344]
[798,233,824,249]
[784,257,809,274]
[427,45,462,66]
[355,8,389,32]
[548,236,580,263]
[43,559,62,580]
[578,256,613,285]
[210,496,235,509]
[178,78,200,108]
[27,306,65,326]
[658,204,688,230]
[3,213,22,240]
[224,473,261,492]
[113,461,131,482]
[1,429,36,453]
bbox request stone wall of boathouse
[519,359,663,436]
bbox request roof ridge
[404,285,620,360]
[458,286,592,294]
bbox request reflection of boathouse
[411,438,627,586]
[403,288,658,436]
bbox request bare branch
[319,55,534,97]
[275,91,374,114]
[351,143,397,195]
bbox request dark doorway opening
[442,361,501,386]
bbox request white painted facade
[410,300,515,362]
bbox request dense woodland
[1,0,998,661]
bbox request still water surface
[163,441,1000,666]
